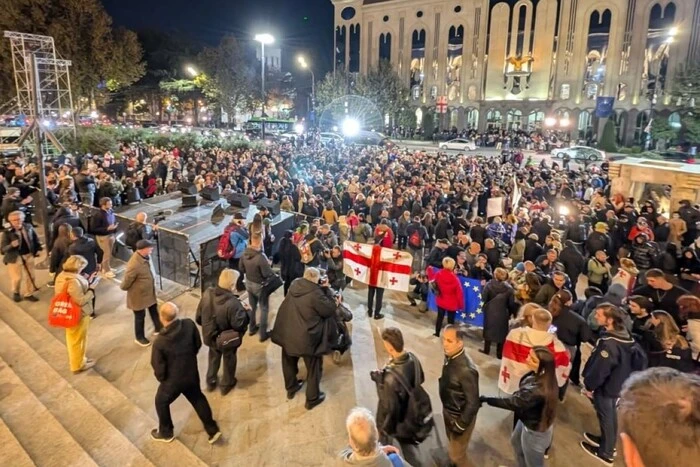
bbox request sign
[436,96,448,114]
[486,197,504,218]
[595,96,615,118]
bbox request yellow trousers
[66,316,90,372]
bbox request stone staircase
[0,292,208,467]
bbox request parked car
[0,127,22,157]
[439,138,477,151]
[552,145,606,161]
[657,150,697,164]
[320,132,344,145]
[346,130,394,148]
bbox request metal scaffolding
[3,30,76,157]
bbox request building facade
[331,0,700,144]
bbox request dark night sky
[102,0,335,76]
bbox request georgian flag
[342,241,413,292]
[498,327,572,394]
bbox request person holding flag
[480,268,519,359]
[427,257,464,337]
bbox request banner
[427,273,484,327]
[342,241,413,292]
[595,96,615,118]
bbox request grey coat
[120,252,157,311]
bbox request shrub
[598,119,618,152]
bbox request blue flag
[595,96,615,118]
[427,275,484,327]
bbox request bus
[244,117,296,136]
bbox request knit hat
[594,222,608,232]
[515,262,525,272]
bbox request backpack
[217,225,240,260]
[387,354,434,443]
[299,238,318,264]
[125,223,141,250]
[629,342,649,372]
[409,230,422,248]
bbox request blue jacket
[229,227,249,260]
[583,328,646,398]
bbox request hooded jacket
[151,318,201,387]
[558,241,586,282]
[631,233,657,270]
[583,328,646,398]
[270,278,337,357]
[239,246,274,285]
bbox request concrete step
[0,356,98,467]
[0,415,36,467]
[0,319,154,467]
[0,293,208,467]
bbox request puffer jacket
[439,349,480,435]
[482,372,550,432]
[631,234,657,270]
[427,267,464,312]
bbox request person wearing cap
[627,217,655,242]
[120,239,162,347]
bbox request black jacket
[195,286,250,348]
[483,372,550,432]
[559,245,586,283]
[68,236,103,276]
[270,278,337,357]
[376,352,425,441]
[524,239,543,263]
[50,209,83,249]
[439,349,480,434]
[151,318,202,387]
[552,308,591,347]
[239,247,274,285]
[50,237,71,274]
[583,329,646,398]
[1,223,42,265]
[75,172,96,193]
[482,280,518,343]
[469,225,487,249]
[278,237,304,282]
[586,231,611,257]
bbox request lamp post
[297,56,316,118]
[255,33,274,138]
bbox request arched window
[349,24,361,72]
[466,108,479,129]
[450,108,459,129]
[642,3,676,99]
[415,108,423,126]
[335,26,346,68]
[507,109,522,130]
[487,109,503,129]
[527,111,544,131]
[614,111,627,144]
[578,110,593,139]
[668,111,681,129]
[379,33,392,62]
[446,25,464,98]
[410,30,426,91]
[583,10,612,100]
[634,110,650,145]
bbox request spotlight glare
[294,123,304,135]
[341,118,360,137]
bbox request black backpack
[387,354,434,443]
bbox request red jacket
[428,267,465,312]
[628,225,654,242]
[373,225,395,248]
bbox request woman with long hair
[647,310,694,372]
[678,294,700,360]
[481,346,560,467]
[49,223,73,287]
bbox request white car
[278,132,299,143]
[552,146,606,162]
[439,138,477,151]
[320,132,344,144]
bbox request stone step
[0,319,154,467]
[0,355,98,467]
[0,414,36,467]
[0,294,208,467]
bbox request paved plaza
[0,251,624,466]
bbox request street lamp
[186,65,198,77]
[255,33,274,127]
[297,55,316,119]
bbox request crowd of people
[1,134,700,466]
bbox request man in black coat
[68,227,103,278]
[150,302,222,444]
[559,240,586,286]
[1,210,42,302]
[270,267,338,410]
[439,325,480,467]
[50,206,83,250]
[586,223,612,258]
[524,233,543,263]
[196,269,250,396]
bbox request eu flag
[427,275,484,327]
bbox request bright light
[254,33,274,45]
[560,118,570,127]
[297,56,308,68]
[332,126,338,132]
[90,110,98,119]
[669,26,678,37]
[559,206,570,216]
[201,116,208,121]
[544,117,557,127]
[294,123,304,134]
[341,118,360,137]
[666,37,674,44]
[62,111,70,118]
[186,66,198,77]
[185,117,193,124]
[42,119,51,126]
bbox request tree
[598,118,618,152]
[196,35,258,125]
[650,118,678,149]
[669,64,700,146]
[355,59,410,124]
[315,68,352,110]
[423,111,435,139]
[0,0,144,108]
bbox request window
[417,11,424,18]
[454,6,462,13]
[379,33,392,61]
[341,7,356,21]
[486,109,502,129]
[668,111,681,129]
[383,15,389,22]
[559,84,570,100]
[430,85,438,99]
[466,108,478,129]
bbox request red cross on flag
[436,96,448,114]
[342,241,413,292]
[497,326,572,394]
